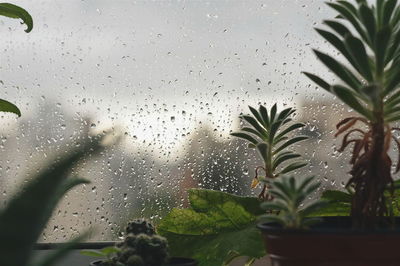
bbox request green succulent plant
[0,3,33,117]
[82,219,169,266]
[231,104,308,198]
[260,176,327,229]
[303,0,400,227]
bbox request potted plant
[258,0,400,265]
[82,219,197,266]
[157,104,308,266]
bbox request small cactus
[94,219,169,266]
[126,219,155,235]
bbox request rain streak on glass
[0,0,352,241]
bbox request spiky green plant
[0,134,107,266]
[0,3,33,117]
[260,176,326,229]
[82,220,169,266]
[303,0,400,228]
[231,104,308,199]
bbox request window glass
[0,0,350,242]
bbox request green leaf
[231,132,258,145]
[383,0,397,26]
[274,123,305,144]
[272,153,301,171]
[34,232,90,266]
[270,103,277,123]
[344,34,373,81]
[277,107,295,121]
[303,72,331,92]
[158,189,265,266]
[0,136,106,266]
[309,190,352,217]
[0,98,21,116]
[301,201,329,216]
[0,3,33,32]
[385,66,400,95]
[359,4,376,44]
[258,214,285,225]
[260,202,289,212]
[314,28,361,74]
[324,20,351,37]
[241,115,267,138]
[327,2,369,45]
[99,246,120,256]
[278,161,307,175]
[377,0,385,26]
[248,106,265,128]
[256,143,269,163]
[80,250,107,258]
[323,189,352,200]
[375,26,392,72]
[274,136,308,155]
[259,105,270,128]
[385,27,400,65]
[332,85,372,119]
[313,50,362,91]
[240,127,264,140]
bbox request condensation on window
[0,0,353,242]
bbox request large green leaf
[158,189,265,266]
[0,98,21,116]
[309,190,351,216]
[0,3,33,32]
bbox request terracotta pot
[90,257,197,266]
[257,217,400,266]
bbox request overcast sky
[0,0,336,148]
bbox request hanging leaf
[0,3,33,32]
[0,98,21,116]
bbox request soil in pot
[258,217,400,266]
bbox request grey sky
[0,0,337,148]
